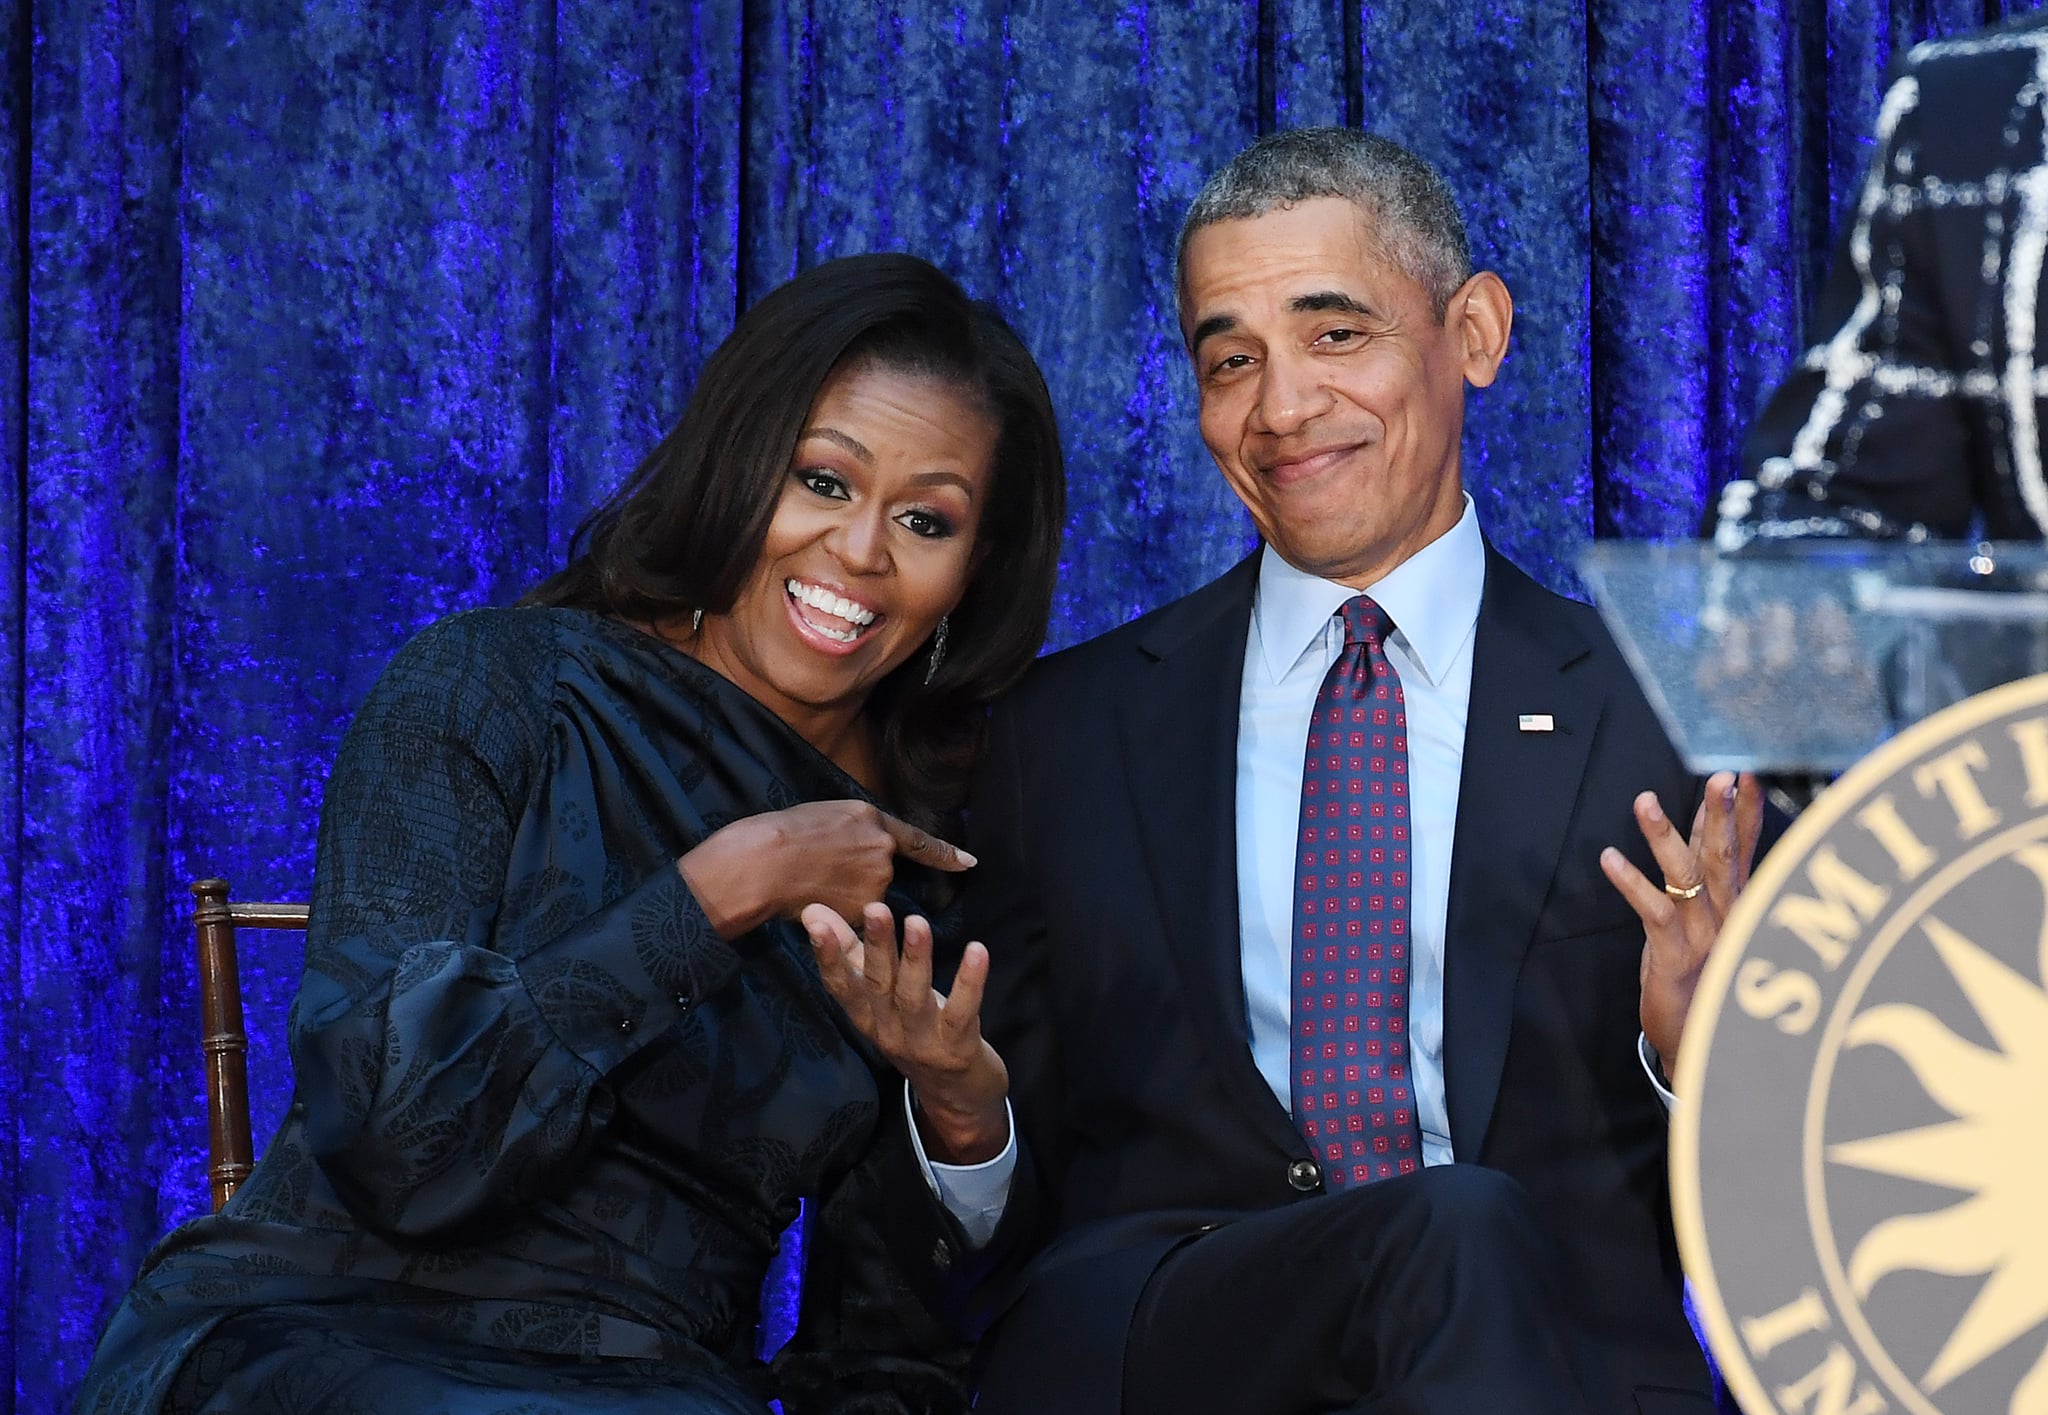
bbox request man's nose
[1251,353,1332,435]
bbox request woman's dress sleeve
[290,611,746,1239]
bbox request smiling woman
[74,254,1066,1415]
[683,362,998,790]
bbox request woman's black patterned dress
[78,608,971,1415]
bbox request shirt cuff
[1639,1032,1677,1111]
[902,1081,1015,1249]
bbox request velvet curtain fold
[1,0,2039,1408]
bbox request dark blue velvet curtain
[1,0,2041,1407]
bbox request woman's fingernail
[957,850,978,868]
[1644,797,1664,822]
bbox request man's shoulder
[1003,556,1258,717]
[1479,545,1614,650]
[1479,547,1667,713]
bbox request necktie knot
[1338,595,1392,650]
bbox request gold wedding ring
[1662,878,1706,901]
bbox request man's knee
[1322,1163,1548,1276]
[1403,1164,1554,1279]
[1414,1163,1538,1225]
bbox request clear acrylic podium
[1577,541,2048,776]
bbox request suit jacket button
[1287,1159,1323,1192]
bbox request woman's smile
[784,577,882,651]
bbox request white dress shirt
[1238,502,1483,1165]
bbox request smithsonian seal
[1675,673,2048,1415]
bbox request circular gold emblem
[1676,674,2048,1415]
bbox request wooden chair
[190,878,309,1211]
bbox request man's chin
[1263,531,1379,576]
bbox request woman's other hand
[802,902,1011,1165]
[676,801,974,939]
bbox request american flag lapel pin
[1518,714,1555,733]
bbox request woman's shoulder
[372,605,688,727]
[357,606,612,737]
[324,608,671,818]
[382,605,611,681]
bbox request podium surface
[1578,541,2048,775]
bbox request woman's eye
[797,469,850,500]
[898,509,954,539]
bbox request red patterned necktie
[1290,594,1420,1190]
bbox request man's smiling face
[1180,196,1510,588]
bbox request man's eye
[1209,353,1254,377]
[1319,328,1361,346]
[797,470,850,499]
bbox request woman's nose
[828,507,891,574]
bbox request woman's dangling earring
[691,609,704,633]
[924,615,950,686]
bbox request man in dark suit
[811,127,1761,1414]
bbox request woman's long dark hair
[524,253,1066,832]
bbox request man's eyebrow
[1291,290,1376,319]
[1188,313,1238,352]
[798,427,874,463]
[1188,291,1380,352]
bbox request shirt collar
[1252,494,1486,688]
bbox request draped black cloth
[76,608,968,1415]
[1723,15,2048,545]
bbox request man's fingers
[1698,772,1742,912]
[895,912,937,1012]
[1733,771,1766,892]
[939,941,990,1042]
[858,902,901,996]
[1600,846,1678,934]
[1633,790,1705,899]
[876,810,978,872]
[801,904,865,997]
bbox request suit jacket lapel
[1443,547,1603,1161]
[1117,554,1304,1151]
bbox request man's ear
[1449,271,1513,389]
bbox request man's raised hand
[1600,770,1766,1078]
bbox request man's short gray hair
[1177,128,1473,322]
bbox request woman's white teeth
[786,580,876,636]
